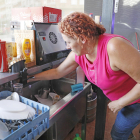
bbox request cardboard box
[12,7,62,23]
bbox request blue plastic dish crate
[0,91,50,140]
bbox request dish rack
[0,91,50,140]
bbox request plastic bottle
[12,42,17,57]
[22,38,31,64]
[73,134,82,140]
[6,42,13,65]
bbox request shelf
[0,73,19,85]
[0,58,65,85]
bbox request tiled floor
[64,102,140,140]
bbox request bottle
[22,38,31,64]
[89,13,93,18]
[12,42,17,57]
[6,42,13,65]
[0,41,9,72]
[73,134,82,140]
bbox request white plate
[0,120,10,139]
[0,105,35,120]
[0,100,26,112]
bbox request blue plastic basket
[0,91,50,140]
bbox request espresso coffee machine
[32,22,70,65]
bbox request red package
[0,41,8,72]
[12,7,62,23]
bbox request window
[60,0,67,3]
[71,0,77,5]
[0,0,84,41]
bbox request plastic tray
[0,91,50,140]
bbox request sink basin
[22,78,91,140]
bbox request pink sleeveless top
[75,33,140,104]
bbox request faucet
[19,67,28,85]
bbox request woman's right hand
[27,75,36,83]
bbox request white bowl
[11,92,20,102]
[5,92,19,102]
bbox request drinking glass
[13,83,23,95]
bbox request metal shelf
[0,58,65,85]
[0,73,19,85]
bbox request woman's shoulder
[106,36,136,68]
[107,36,133,53]
[99,33,119,44]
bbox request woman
[29,12,140,140]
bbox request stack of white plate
[0,100,35,120]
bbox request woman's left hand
[108,100,124,114]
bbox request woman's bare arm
[107,37,140,113]
[28,51,79,82]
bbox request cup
[39,88,50,99]
[13,83,23,95]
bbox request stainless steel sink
[22,78,91,140]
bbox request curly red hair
[58,12,106,42]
